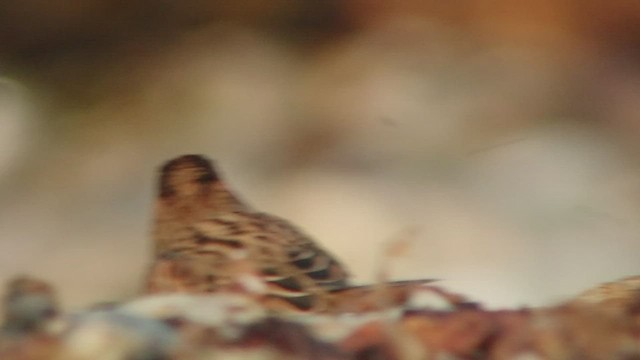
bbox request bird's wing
[185,213,347,310]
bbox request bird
[1,276,59,335]
[0,276,61,359]
[570,275,640,316]
[144,155,350,312]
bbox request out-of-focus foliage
[3,275,640,359]
[1,0,640,309]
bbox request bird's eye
[197,169,215,183]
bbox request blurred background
[1,0,640,310]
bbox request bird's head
[159,154,219,199]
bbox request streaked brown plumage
[570,275,640,315]
[144,155,349,311]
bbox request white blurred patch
[120,293,266,335]
[406,288,456,312]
